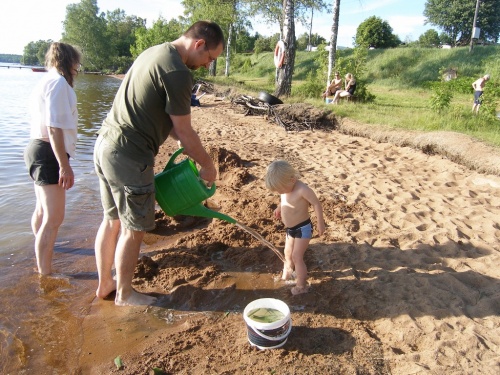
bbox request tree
[424,0,500,46]
[355,16,401,48]
[182,0,245,77]
[419,29,441,47]
[62,0,109,71]
[296,32,326,50]
[130,17,184,58]
[106,10,145,57]
[105,10,146,72]
[247,0,328,96]
[326,0,340,92]
[22,40,52,66]
[275,0,295,97]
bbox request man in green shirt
[93,21,224,306]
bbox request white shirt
[29,68,78,157]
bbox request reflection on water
[0,67,121,373]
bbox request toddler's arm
[274,205,282,220]
[302,185,325,236]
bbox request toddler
[265,160,325,295]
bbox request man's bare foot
[291,285,309,295]
[115,289,157,306]
[96,278,117,299]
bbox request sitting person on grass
[331,73,356,104]
[321,72,343,99]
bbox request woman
[331,73,356,104]
[321,72,343,99]
[24,42,82,275]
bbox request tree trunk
[275,0,295,97]
[308,8,313,51]
[209,60,217,76]
[327,0,341,88]
[225,24,233,76]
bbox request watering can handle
[164,148,185,171]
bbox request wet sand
[84,94,500,374]
[3,93,500,374]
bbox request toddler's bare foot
[291,285,309,295]
[281,268,295,281]
[115,289,157,306]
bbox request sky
[0,0,432,55]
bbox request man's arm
[170,113,217,185]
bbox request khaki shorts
[93,135,155,231]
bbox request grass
[211,45,500,148]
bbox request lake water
[0,65,122,372]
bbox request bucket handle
[250,319,292,342]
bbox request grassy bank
[212,46,500,148]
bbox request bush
[293,71,324,99]
[429,82,453,112]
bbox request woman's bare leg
[33,184,65,275]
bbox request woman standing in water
[24,42,82,275]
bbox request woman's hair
[345,73,353,80]
[45,42,81,87]
[265,160,300,192]
[184,21,225,51]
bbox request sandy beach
[79,92,500,374]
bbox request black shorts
[24,139,68,185]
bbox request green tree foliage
[233,28,258,53]
[131,17,184,59]
[105,10,146,72]
[424,0,500,46]
[0,54,21,63]
[296,32,326,50]
[355,16,401,48]
[62,0,109,71]
[439,32,453,46]
[22,40,52,66]
[419,29,441,47]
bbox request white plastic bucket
[243,298,292,349]
[325,98,333,104]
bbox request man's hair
[45,42,81,87]
[265,160,300,192]
[184,21,225,50]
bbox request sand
[81,93,500,374]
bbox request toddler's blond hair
[265,160,300,192]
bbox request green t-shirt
[99,43,192,164]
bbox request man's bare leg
[114,227,156,306]
[95,219,120,298]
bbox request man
[93,21,224,306]
[472,74,490,114]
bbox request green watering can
[154,148,236,223]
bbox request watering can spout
[154,148,236,223]
[178,204,237,224]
